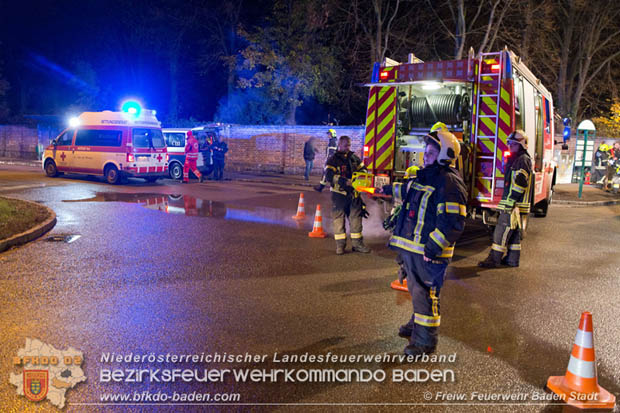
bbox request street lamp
[576,120,596,199]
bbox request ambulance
[362,48,557,226]
[43,105,168,184]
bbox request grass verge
[0,197,49,240]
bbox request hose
[409,94,469,125]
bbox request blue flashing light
[121,100,142,117]
[563,117,571,142]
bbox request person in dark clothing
[478,130,533,268]
[379,129,467,356]
[211,134,228,180]
[324,135,371,255]
[592,143,610,186]
[303,137,319,180]
[314,129,338,192]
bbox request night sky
[0,0,277,125]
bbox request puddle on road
[62,192,309,228]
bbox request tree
[593,99,620,137]
[0,43,10,121]
[236,0,341,124]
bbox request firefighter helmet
[599,143,610,152]
[424,130,461,166]
[507,130,528,150]
[404,165,419,179]
[430,122,448,133]
[327,129,337,138]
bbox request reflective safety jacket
[498,149,532,215]
[185,136,200,160]
[384,164,467,261]
[326,137,338,158]
[325,150,365,196]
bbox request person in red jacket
[183,130,203,183]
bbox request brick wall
[219,125,365,175]
[0,126,39,159]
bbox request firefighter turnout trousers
[489,211,521,265]
[183,154,202,183]
[400,251,446,348]
[331,192,363,247]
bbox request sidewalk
[553,183,619,205]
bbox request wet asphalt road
[0,166,619,413]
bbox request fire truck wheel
[105,165,120,185]
[169,162,183,180]
[533,200,549,217]
[44,160,59,177]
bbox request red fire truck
[362,48,556,227]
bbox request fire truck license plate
[374,175,389,188]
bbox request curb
[553,199,620,206]
[0,199,57,253]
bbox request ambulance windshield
[132,128,166,149]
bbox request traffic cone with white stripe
[292,193,306,220]
[546,311,615,410]
[308,204,326,238]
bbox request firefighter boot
[352,241,371,253]
[336,242,346,255]
[501,257,519,267]
[478,252,502,268]
[404,343,436,357]
[398,321,413,339]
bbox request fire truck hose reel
[409,94,468,125]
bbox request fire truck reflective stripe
[414,312,440,327]
[389,236,425,254]
[351,232,362,239]
[481,97,498,115]
[430,287,439,317]
[567,356,596,379]
[430,230,449,248]
[492,243,507,253]
[507,244,521,250]
[334,233,347,240]
[436,203,445,214]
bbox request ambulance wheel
[105,165,120,184]
[44,160,59,177]
[169,162,183,180]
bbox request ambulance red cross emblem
[60,152,66,161]
[157,154,162,162]
[23,370,48,402]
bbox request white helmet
[424,130,461,167]
[507,130,528,150]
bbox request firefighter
[592,143,610,186]
[314,129,338,192]
[183,130,203,183]
[324,135,371,255]
[378,129,467,356]
[478,130,532,268]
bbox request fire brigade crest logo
[10,338,86,409]
[24,370,49,402]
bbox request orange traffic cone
[292,193,306,220]
[390,279,408,292]
[546,312,616,410]
[308,204,327,238]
